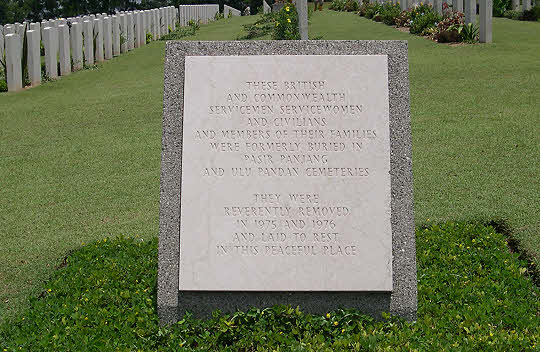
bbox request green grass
[0,222,537,350]
[0,9,539,327]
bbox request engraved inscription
[180,55,392,291]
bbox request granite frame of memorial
[158,40,416,325]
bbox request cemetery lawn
[0,221,538,350]
[0,5,539,331]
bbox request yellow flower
[286,6,290,11]
[47,289,52,293]
[333,321,338,326]
[326,313,331,318]
[287,18,291,23]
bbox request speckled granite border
[158,40,416,325]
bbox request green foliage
[493,0,511,17]
[519,6,540,20]
[214,11,225,20]
[432,11,464,42]
[272,3,300,40]
[361,2,383,19]
[160,21,200,41]
[380,2,402,25]
[330,0,359,12]
[410,9,441,35]
[238,12,276,40]
[146,32,153,44]
[0,222,538,350]
[458,22,479,42]
[503,9,521,19]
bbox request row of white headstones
[0,4,241,93]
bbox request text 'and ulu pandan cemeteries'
[158,40,416,325]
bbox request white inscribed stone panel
[180,55,393,292]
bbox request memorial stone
[104,17,113,59]
[479,0,492,43]
[112,16,120,56]
[454,0,464,12]
[43,27,58,79]
[465,0,476,25]
[0,25,4,68]
[127,12,134,50]
[94,18,104,62]
[120,14,128,53]
[5,34,23,92]
[83,20,94,66]
[158,41,416,325]
[58,25,71,76]
[27,30,41,86]
[71,22,83,71]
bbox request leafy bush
[330,0,359,12]
[493,0,511,16]
[272,3,300,40]
[146,32,153,44]
[380,2,402,25]
[0,222,538,350]
[503,9,521,19]
[458,22,479,42]
[410,10,441,35]
[160,21,200,41]
[330,0,347,11]
[394,10,411,26]
[238,12,276,40]
[363,2,383,19]
[519,6,540,20]
[432,11,464,42]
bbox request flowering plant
[272,2,300,40]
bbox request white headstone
[0,25,4,69]
[27,30,41,86]
[83,20,94,66]
[104,17,113,59]
[5,33,23,92]
[112,15,120,56]
[94,18,104,62]
[479,0,492,43]
[134,12,140,49]
[43,27,58,79]
[465,0,477,25]
[58,25,71,76]
[120,14,128,53]
[127,12,134,50]
[71,22,83,71]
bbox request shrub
[394,10,411,26]
[363,2,383,19]
[238,12,276,40]
[503,9,521,19]
[493,0,511,16]
[330,0,347,11]
[410,10,441,35]
[0,222,538,350]
[432,10,464,42]
[272,3,300,40]
[458,22,479,42]
[344,0,360,12]
[330,0,359,12]
[519,6,540,21]
[381,2,402,25]
[146,32,153,44]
